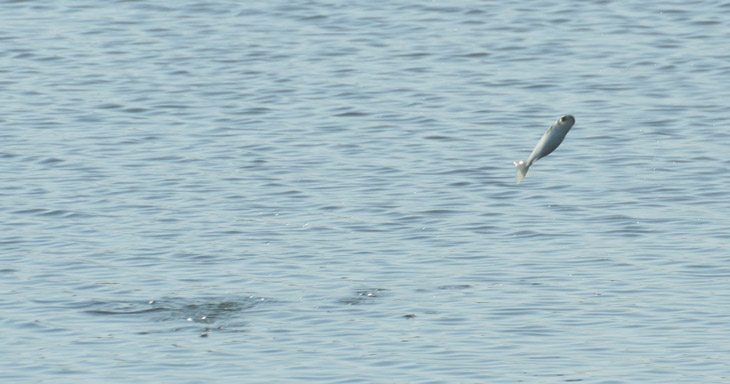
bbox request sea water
[2,1,729,383]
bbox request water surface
[2,1,730,383]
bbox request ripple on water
[82,296,271,335]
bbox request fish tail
[514,160,529,183]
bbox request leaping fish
[514,115,575,183]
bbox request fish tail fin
[514,160,529,183]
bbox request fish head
[554,115,575,131]
[553,115,575,129]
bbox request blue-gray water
[2,1,730,383]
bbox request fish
[514,115,575,183]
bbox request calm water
[2,1,730,383]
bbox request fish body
[514,115,575,183]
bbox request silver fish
[514,115,575,183]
